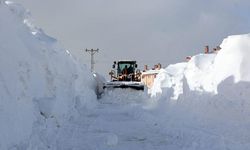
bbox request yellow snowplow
[103,60,144,90]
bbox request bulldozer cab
[117,61,136,75]
[109,60,140,82]
[105,60,144,91]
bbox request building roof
[141,69,161,75]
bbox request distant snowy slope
[0,1,96,149]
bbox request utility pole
[85,48,99,72]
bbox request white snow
[152,34,250,98]
[1,1,250,150]
[150,63,187,99]
[149,33,250,149]
[0,1,96,149]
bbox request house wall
[141,74,157,89]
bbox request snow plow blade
[103,81,144,91]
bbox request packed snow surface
[1,1,250,150]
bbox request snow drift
[2,0,250,149]
[149,33,250,149]
[0,1,96,149]
[151,33,250,98]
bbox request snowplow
[103,60,144,91]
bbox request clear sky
[13,0,250,78]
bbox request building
[141,64,161,89]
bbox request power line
[85,48,99,72]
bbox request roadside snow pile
[149,34,250,149]
[2,0,250,149]
[0,1,96,149]
[151,33,250,99]
[150,62,188,99]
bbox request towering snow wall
[0,1,96,149]
[151,33,250,99]
[149,34,250,149]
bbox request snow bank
[149,34,250,149]
[213,34,250,83]
[0,1,96,149]
[2,0,250,149]
[150,63,187,99]
[151,33,250,99]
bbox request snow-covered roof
[141,69,161,75]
